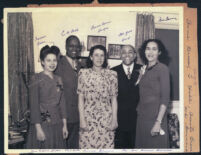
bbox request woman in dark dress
[135,39,170,148]
[26,45,68,149]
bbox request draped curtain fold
[8,13,34,124]
[135,13,155,64]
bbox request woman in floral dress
[77,45,118,149]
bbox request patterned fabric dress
[77,68,118,149]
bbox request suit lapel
[119,64,139,81]
[131,63,140,82]
[120,64,128,80]
[62,57,77,78]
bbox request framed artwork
[87,35,106,51]
[108,44,123,59]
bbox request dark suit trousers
[66,122,79,149]
[115,129,136,149]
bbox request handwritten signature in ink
[35,35,47,41]
[61,28,79,37]
[35,35,47,46]
[91,21,111,33]
[118,30,132,37]
[158,16,177,22]
[118,30,132,42]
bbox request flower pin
[56,81,63,92]
[135,65,147,85]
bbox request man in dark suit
[55,35,83,149]
[112,45,142,148]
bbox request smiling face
[145,41,161,64]
[42,53,57,72]
[90,49,105,68]
[66,38,81,59]
[121,45,136,66]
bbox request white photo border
[4,6,184,154]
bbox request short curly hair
[86,45,108,68]
[40,45,60,61]
[40,45,60,67]
[139,39,170,65]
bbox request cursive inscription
[185,88,196,152]
[186,46,191,68]
[35,35,46,41]
[188,85,192,104]
[189,112,194,132]
[186,19,192,40]
[91,21,111,30]
[35,35,47,46]
[188,69,197,86]
[118,30,132,42]
[122,36,131,42]
[190,136,194,151]
[118,30,132,37]
[185,124,189,152]
[61,28,79,37]
[184,14,198,150]
[90,21,111,33]
[158,16,177,22]
[98,27,109,33]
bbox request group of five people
[26,35,170,149]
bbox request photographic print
[108,44,123,59]
[3,5,199,154]
[87,35,106,51]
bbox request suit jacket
[55,56,83,123]
[112,63,142,131]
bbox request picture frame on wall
[108,44,123,59]
[87,35,106,51]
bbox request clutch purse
[160,128,165,135]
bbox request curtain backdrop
[8,13,34,124]
[135,13,155,64]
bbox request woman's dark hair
[51,46,60,57]
[86,45,108,68]
[139,39,170,65]
[40,45,60,66]
[50,46,62,60]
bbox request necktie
[127,67,131,79]
[72,60,77,72]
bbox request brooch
[56,81,64,92]
[135,65,147,85]
[41,111,51,123]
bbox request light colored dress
[77,68,118,149]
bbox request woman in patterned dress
[26,45,68,149]
[135,39,170,148]
[77,45,118,149]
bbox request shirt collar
[66,55,77,68]
[66,55,73,65]
[122,63,134,74]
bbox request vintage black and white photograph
[87,35,107,51]
[4,7,183,153]
[108,44,123,59]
